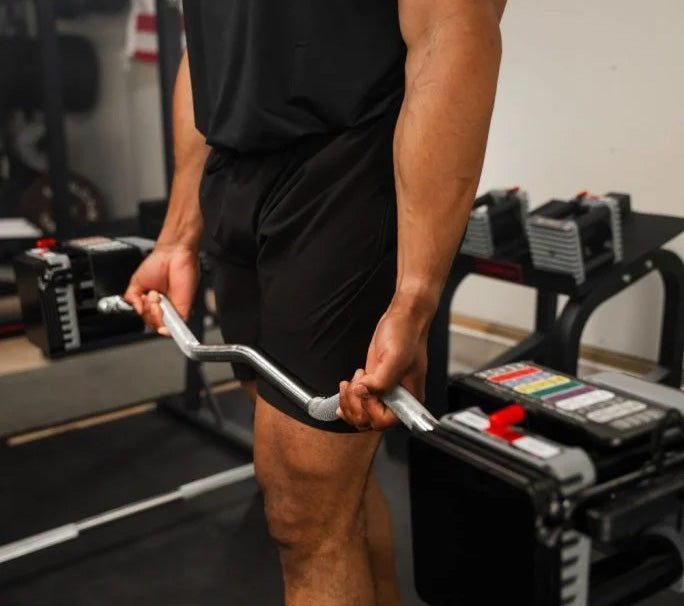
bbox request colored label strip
[532,380,582,399]
[515,375,569,395]
[544,385,593,403]
[502,372,553,388]
[488,366,541,383]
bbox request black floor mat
[0,395,284,606]
[1,391,679,606]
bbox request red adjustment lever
[486,404,526,442]
[36,238,57,249]
[489,404,525,427]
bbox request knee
[264,494,316,551]
[260,478,364,553]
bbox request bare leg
[364,474,402,606]
[240,379,258,404]
[253,396,399,606]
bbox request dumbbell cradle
[97,295,438,433]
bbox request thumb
[166,281,197,322]
[357,352,406,397]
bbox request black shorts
[200,113,399,433]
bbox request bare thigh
[253,396,383,545]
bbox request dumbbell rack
[424,211,684,419]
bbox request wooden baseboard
[7,403,157,447]
[450,313,657,376]
[6,380,242,447]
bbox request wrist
[389,285,441,340]
[157,210,203,252]
[393,277,441,314]
[156,228,201,254]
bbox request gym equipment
[0,294,422,565]
[98,296,429,429]
[460,187,529,258]
[18,172,106,234]
[0,217,41,260]
[0,218,42,334]
[0,34,99,114]
[156,256,255,450]
[6,293,682,606]
[13,236,153,355]
[0,464,256,565]
[425,210,684,419]
[459,362,670,447]
[55,0,129,19]
[411,361,684,605]
[1,0,102,238]
[527,191,631,284]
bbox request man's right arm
[157,51,209,251]
[125,51,211,328]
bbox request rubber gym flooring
[0,389,421,605]
[0,345,679,604]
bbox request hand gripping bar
[98,295,438,433]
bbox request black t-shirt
[183,1,406,153]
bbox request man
[125,1,506,604]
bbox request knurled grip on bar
[97,295,438,433]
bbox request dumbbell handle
[97,295,438,433]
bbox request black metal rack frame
[34,0,71,238]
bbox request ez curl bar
[0,294,433,564]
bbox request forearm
[393,1,504,330]
[157,51,210,251]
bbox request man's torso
[183,0,406,153]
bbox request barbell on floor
[0,463,256,564]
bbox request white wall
[61,5,683,362]
[62,14,166,219]
[457,0,684,362]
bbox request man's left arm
[338,0,507,430]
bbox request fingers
[124,288,169,336]
[122,247,197,335]
[123,281,145,316]
[142,290,170,336]
[353,358,403,430]
[365,396,400,431]
[337,369,400,432]
[337,369,372,430]
[357,352,405,400]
